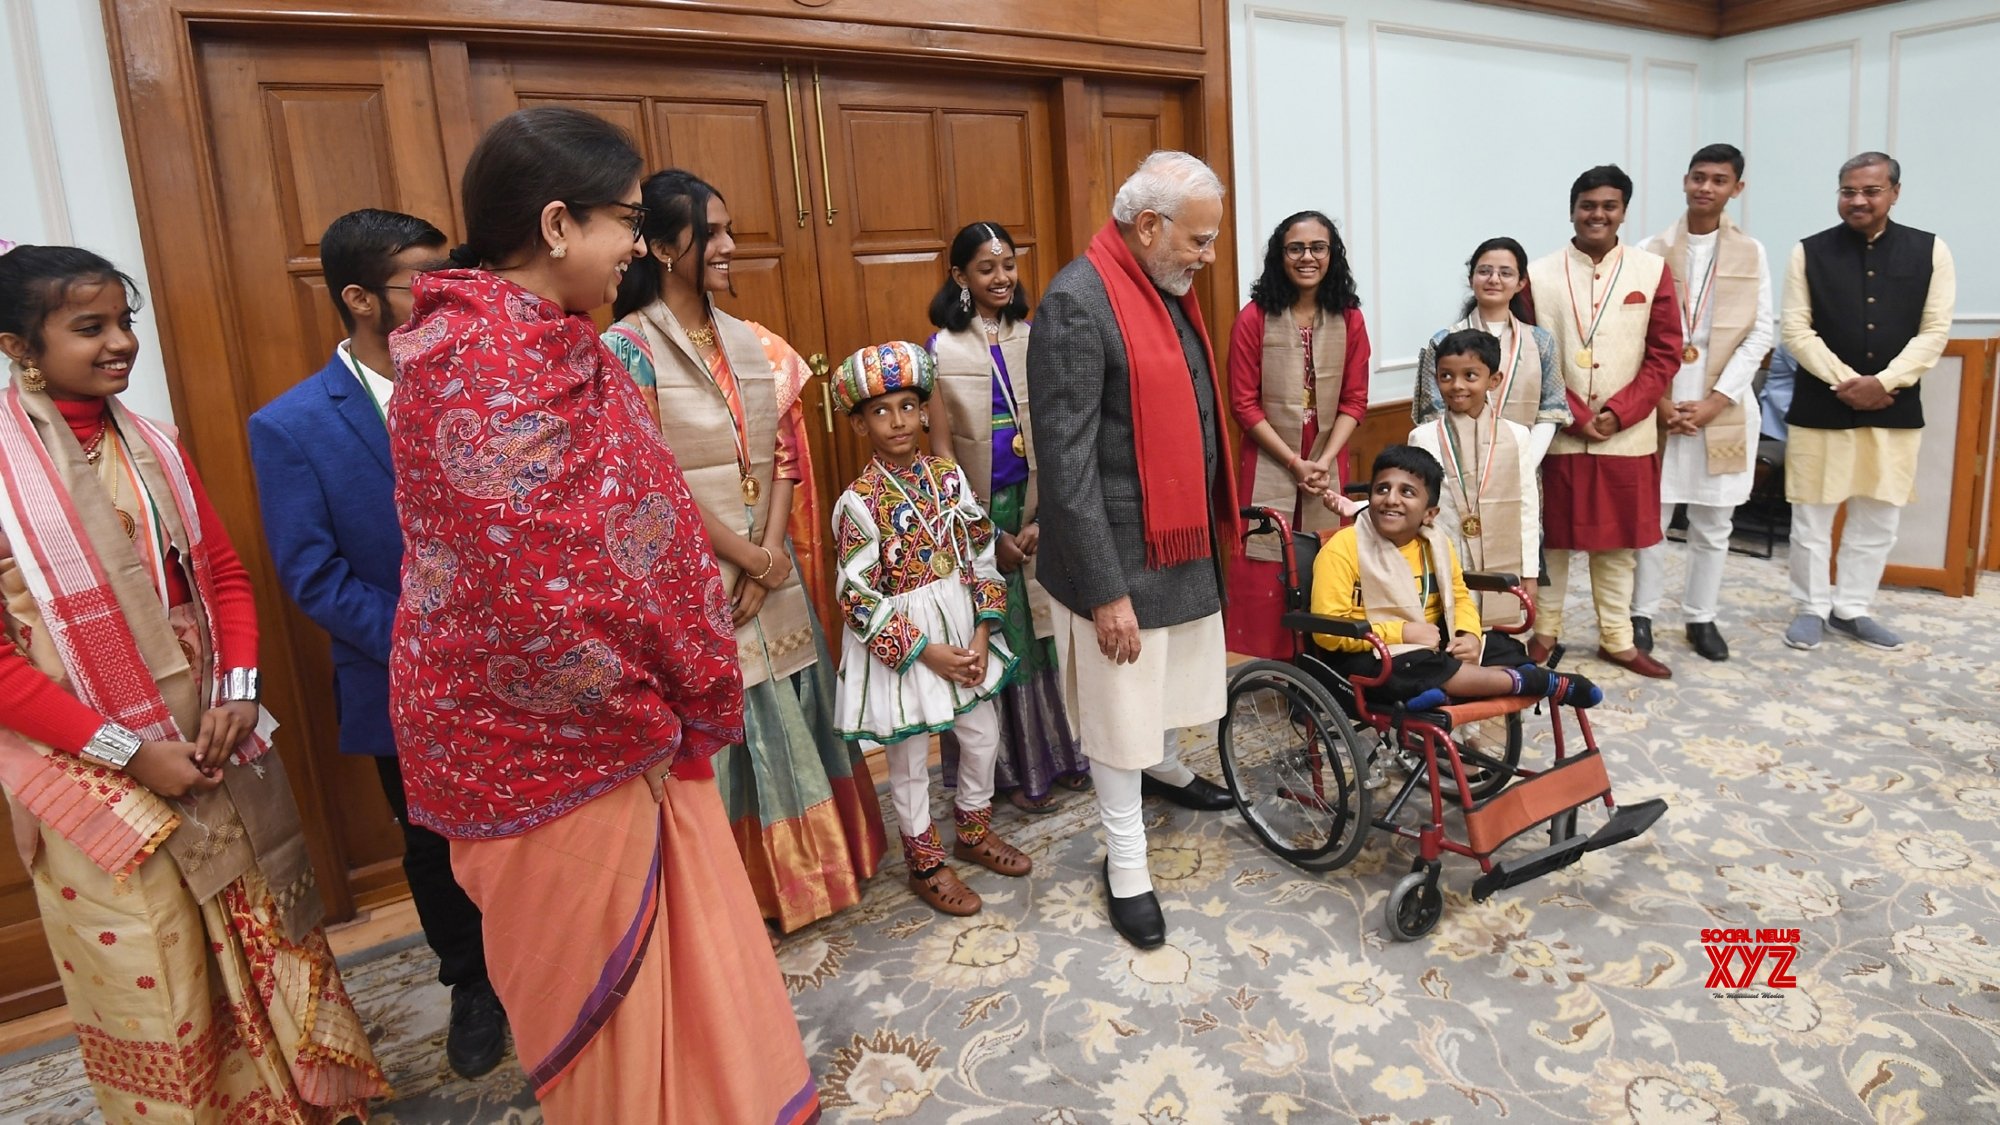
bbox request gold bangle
[751,547,776,582]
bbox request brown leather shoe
[910,864,982,915]
[954,831,1032,877]
[1528,635,1557,665]
[1598,646,1672,679]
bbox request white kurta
[1658,231,1772,508]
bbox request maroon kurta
[1540,273,1680,552]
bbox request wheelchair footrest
[1470,797,1669,901]
[1463,752,1610,854]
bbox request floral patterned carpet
[4,546,1999,1124]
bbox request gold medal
[117,508,137,540]
[1011,433,1026,457]
[1461,514,1482,538]
[1682,344,1700,364]
[930,553,955,578]
[1574,347,1594,369]
[740,475,761,505]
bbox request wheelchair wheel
[1218,660,1373,872]
[1389,711,1522,802]
[1385,865,1444,941]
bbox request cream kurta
[1779,237,1957,505]
[1640,227,1773,507]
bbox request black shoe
[1685,622,1729,662]
[446,980,508,1079]
[1631,616,1654,654]
[1102,859,1165,949]
[1140,772,1234,811]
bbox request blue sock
[1406,688,1449,710]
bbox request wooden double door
[1,29,1193,1018]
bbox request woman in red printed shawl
[386,107,816,1123]
[0,245,386,1122]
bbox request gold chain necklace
[686,323,717,349]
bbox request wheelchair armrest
[1462,571,1521,593]
[1279,611,1372,640]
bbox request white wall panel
[1240,9,1350,262]
[1889,15,2000,328]
[1741,43,1858,315]
[1639,60,1700,239]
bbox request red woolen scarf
[1084,220,1241,569]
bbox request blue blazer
[248,352,401,756]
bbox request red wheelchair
[1216,505,1668,940]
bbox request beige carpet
[5,546,1999,1124]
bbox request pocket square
[1622,290,1647,304]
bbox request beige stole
[1245,306,1345,562]
[3,393,319,937]
[1532,244,1670,460]
[622,301,812,688]
[1355,515,1457,656]
[931,323,1051,638]
[1658,216,1761,475]
[1435,411,1524,627]
[1451,311,1544,430]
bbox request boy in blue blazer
[249,209,506,1078]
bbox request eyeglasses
[1837,186,1891,200]
[1284,241,1331,260]
[1472,265,1519,280]
[1160,212,1219,253]
[605,201,651,238]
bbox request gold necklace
[687,323,717,349]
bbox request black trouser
[374,754,488,989]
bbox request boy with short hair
[1309,446,1601,710]
[1407,328,1541,651]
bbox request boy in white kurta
[1633,144,1773,663]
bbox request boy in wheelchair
[1305,445,1602,712]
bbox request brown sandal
[909,865,982,916]
[954,831,1032,877]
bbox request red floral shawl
[387,270,744,839]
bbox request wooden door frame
[98,0,1240,923]
[1871,337,1994,598]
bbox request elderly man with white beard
[1026,151,1242,949]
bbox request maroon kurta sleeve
[1600,270,1683,431]
[1227,303,1269,429]
[1337,308,1372,424]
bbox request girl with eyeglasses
[604,169,887,936]
[1223,209,1371,661]
[1410,237,1569,462]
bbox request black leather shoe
[1140,772,1235,811]
[446,979,508,1079]
[1631,616,1654,654]
[1102,859,1165,949]
[1686,622,1730,662]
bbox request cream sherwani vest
[1244,306,1344,562]
[1531,243,1669,460]
[620,302,813,688]
[1643,216,1761,475]
[931,322,1052,638]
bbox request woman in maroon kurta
[1224,211,1371,659]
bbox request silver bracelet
[81,721,143,771]
[222,667,260,703]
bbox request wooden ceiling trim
[1464,0,1906,38]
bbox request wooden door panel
[197,34,460,913]
[810,70,1061,491]
[0,847,59,1022]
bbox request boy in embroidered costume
[830,340,1032,916]
[1631,143,1773,663]
[1309,446,1601,711]
[1407,329,1540,654]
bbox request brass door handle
[782,66,808,229]
[809,352,833,432]
[812,68,838,226]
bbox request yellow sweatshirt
[1309,524,1480,653]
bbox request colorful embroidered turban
[832,340,934,414]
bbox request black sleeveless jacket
[1785,220,1935,431]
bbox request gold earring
[20,365,46,393]
[550,245,568,260]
